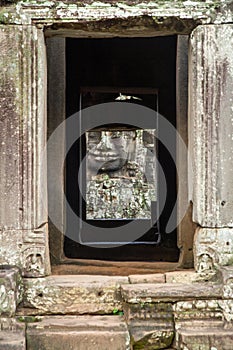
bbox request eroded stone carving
[223,278,233,299]
[197,253,215,276]
[194,228,233,274]
[124,301,174,348]
[22,248,45,277]
[86,129,156,219]
[173,300,223,323]
[0,226,50,277]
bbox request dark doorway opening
[64,36,179,262]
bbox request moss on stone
[17,316,41,323]
[133,331,174,350]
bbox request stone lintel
[0,0,231,31]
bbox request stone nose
[96,133,112,151]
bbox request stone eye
[88,132,101,142]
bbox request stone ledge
[121,283,222,303]
[26,315,130,350]
[21,275,128,315]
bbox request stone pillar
[189,25,233,273]
[0,25,50,277]
[46,37,66,264]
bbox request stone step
[176,327,233,350]
[19,277,223,316]
[20,275,128,315]
[26,315,130,350]
[121,283,222,303]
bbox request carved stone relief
[194,228,233,274]
[86,129,156,220]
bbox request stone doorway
[47,34,195,272]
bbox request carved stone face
[87,130,136,173]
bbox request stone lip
[26,315,127,331]
[121,283,222,303]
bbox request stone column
[189,24,233,273]
[0,25,50,277]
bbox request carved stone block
[0,225,50,277]
[0,266,23,316]
[173,300,223,324]
[124,302,174,350]
[194,228,233,274]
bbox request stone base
[26,316,130,350]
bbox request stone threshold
[51,261,179,276]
